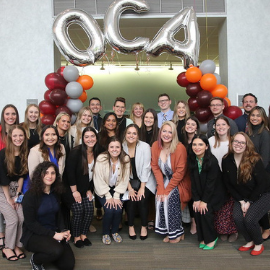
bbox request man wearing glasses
[157,93,173,128]
[207,97,238,138]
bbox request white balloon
[65,82,83,99]
[66,99,83,113]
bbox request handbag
[130,179,141,191]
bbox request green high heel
[203,238,218,250]
[199,243,206,249]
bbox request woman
[140,108,159,147]
[222,132,270,256]
[151,121,191,243]
[65,127,99,248]
[172,100,190,143]
[21,104,42,150]
[94,137,130,245]
[28,125,66,179]
[21,161,75,269]
[209,116,238,242]
[0,104,19,250]
[69,106,94,148]
[54,113,71,157]
[247,106,270,240]
[0,125,27,261]
[130,102,144,128]
[122,124,156,240]
[99,112,119,151]
[189,134,226,250]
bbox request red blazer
[151,141,191,209]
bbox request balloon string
[110,50,115,65]
[205,0,209,59]
[193,0,196,13]
[103,54,111,74]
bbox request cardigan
[151,141,191,209]
[21,190,65,248]
[222,153,270,202]
[28,144,66,179]
[122,140,156,194]
[93,153,130,200]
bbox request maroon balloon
[223,98,229,109]
[188,97,199,112]
[176,72,190,87]
[45,72,67,90]
[41,114,56,125]
[49,89,68,106]
[44,89,52,102]
[196,90,213,108]
[195,107,212,122]
[55,106,72,116]
[223,106,243,120]
[39,100,56,115]
[57,66,65,77]
[186,83,202,97]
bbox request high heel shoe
[140,235,148,240]
[2,249,18,261]
[203,238,218,250]
[199,243,206,249]
[129,226,136,240]
[129,234,137,240]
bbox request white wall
[226,0,270,111]
[0,0,55,119]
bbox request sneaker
[112,233,122,243]
[30,254,45,270]
[102,234,111,245]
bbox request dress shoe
[250,245,264,256]
[74,240,84,248]
[199,243,206,249]
[83,238,92,246]
[140,235,148,240]
[203,238,218,250]
[129,234,137,240]
[238,245,255,251]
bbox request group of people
[0,92,270,269]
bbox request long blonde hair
[172,100,190,124]
[130,102,144,122]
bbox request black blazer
[190,154,227,211]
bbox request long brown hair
[5,125,28,176]
[172,100,190,123]
[248,106,269,136]
[228,132,260,183]
[213,116,231,148]
[39,125,64,161]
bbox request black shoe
[74,240,84,248]
[129,234,137,240]
[30,254,45,270]
[83,238,92,246]
[140,235,148,240]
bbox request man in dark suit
[89,97,103,132]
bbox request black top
[176,119,185,143]
[59,133,70,157]
[222,153,270,202]
[28,129,40,150]
[117,117,126,140]
[130,157,139,180]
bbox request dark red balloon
[49,89,68,106]
[186,83,202,97]
[45,72,67,90]
[44,89,52,102]
[41,114,56,125]
[57,66,65,77]
[195,107,212,122]
[55,106,72,116]
[39,100,56,115]
[223,106,243,120]
[196,90,213,108]
[223,98,229,109]
[188,97,199,112]
[177,72,190,87]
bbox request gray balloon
[199,122,208,134]
[65,82,83,99]
[145,7,200,69]
[213,73,221,84]
[104,0,150,54]
[53,9,105,66]
[66,99,83,113]
[63,66,79,82]
[199,60,216,75]
[71,114,77,125]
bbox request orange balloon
[77,75,94,90]
[185,67,202,83]
[40,113,44,118]
[211,84,228,98]
[224,97,231,107]
[200,74,217,91]
[79,91,87,103]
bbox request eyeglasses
[232,140,246,146]
[210,104,223,107]
[159,99,169,103]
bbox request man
[234,93,258,132]
[157,93,174,128]
[113,97,133,137]
[89,97,103,131]
[207,97,238,138]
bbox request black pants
[126,187,151,227]
[233,193,270,245]
[26,234,75,270]
[194,205,217,245]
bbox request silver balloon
[65,82,83,99]
[199,122,208,134]
[53,9,105,66]
[104,0,150,54]
[66,99,83,113]
[71,114,77,125]
[199,60,216,75]
[63,66,79,82]
[145,7,200,69]
[213,73,221,85]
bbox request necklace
[30,128,37,136]
[117,117,125,126]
